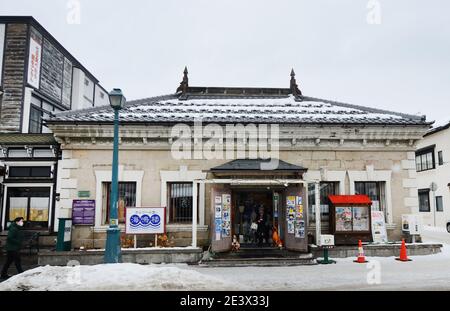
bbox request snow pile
[0,263,238,291]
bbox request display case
[328,195,373,245]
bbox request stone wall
[56,147,417,246]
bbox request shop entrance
[233,189,282,247]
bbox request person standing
[1,217,25,279]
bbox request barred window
[168,182,198,224]
[103,182,136,224]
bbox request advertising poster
[287,196,296,234]
[125,207,165,235]
[215,203,222,218]
[215,219,222,240]
[372,211,388,243]
[295,220,305,238]
[222,194,231,237]
[214,195,222,240]
[352,206,370,231]
[335,207,352,231]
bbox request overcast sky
[1,0,449,125]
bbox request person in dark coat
[1,217,25,279]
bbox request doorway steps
[200,247,317,267]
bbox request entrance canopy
[210,158,307,178]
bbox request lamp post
[104,88,126,264]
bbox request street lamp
[104,88,126,264]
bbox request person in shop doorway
[256,205,269,246]
[1,217,25,280]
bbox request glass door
[6,187,51,229]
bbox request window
[29,105,42,133]
[6,187,51,229]
[355,182,385,213]
[438,151,443,166]
[33,148,54,158]
[100,92,105,99]
[307,182,338,224]
[8,166,51,178]
[418,189,430,212]
[416,147,435,172]
[103,182,136,224]
[7,149,29,158]
[84,78,90,86]
[436,196,443,212]
[168,182,198,223]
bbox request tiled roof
[211,158,306,172]
[46,91,429,126]
[0,133,57,145]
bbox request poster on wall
[287,196,296,234]
[125,207,165,235]
[221,194,231,237]
[294,196,305,238]
[27,30,42,89]
[371,211,388,243]
[295,220,305,238]
[335,207,353,231]
[214,195,222,240]
[0,24,5,85]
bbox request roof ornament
[176,66,189,97]
[290,68,302,97]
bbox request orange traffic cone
[354,240,368,263]
[396,239,412,262]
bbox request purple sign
[72,200,95,225]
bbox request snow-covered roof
[46,91,429,126]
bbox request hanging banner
[27,33,42,89]
[0,24,5,85]
[371,211,388,243]
[125,207,165,235]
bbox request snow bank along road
[0,226,449,291]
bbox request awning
[328,195,372,205]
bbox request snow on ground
[0,263,237,291]
[1,226,449,291]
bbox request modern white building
[416,121,450,231]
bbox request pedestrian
[1,217,25,280]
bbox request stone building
[0,16,109,234]
[46,69,431,251]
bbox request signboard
[0,24,5,85]
[319,234,335,247]
[27,34,42,88]
[77,191,91,198]
[402,214,421,235]
[72,200,95,225]
[371,211,388,243]
[125,207,165,235]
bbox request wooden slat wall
[0,23,28,133]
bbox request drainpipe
[315,181,321,245]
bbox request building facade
[46,70,431,250]
[0,16,109,233]
[416,121,450,230]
